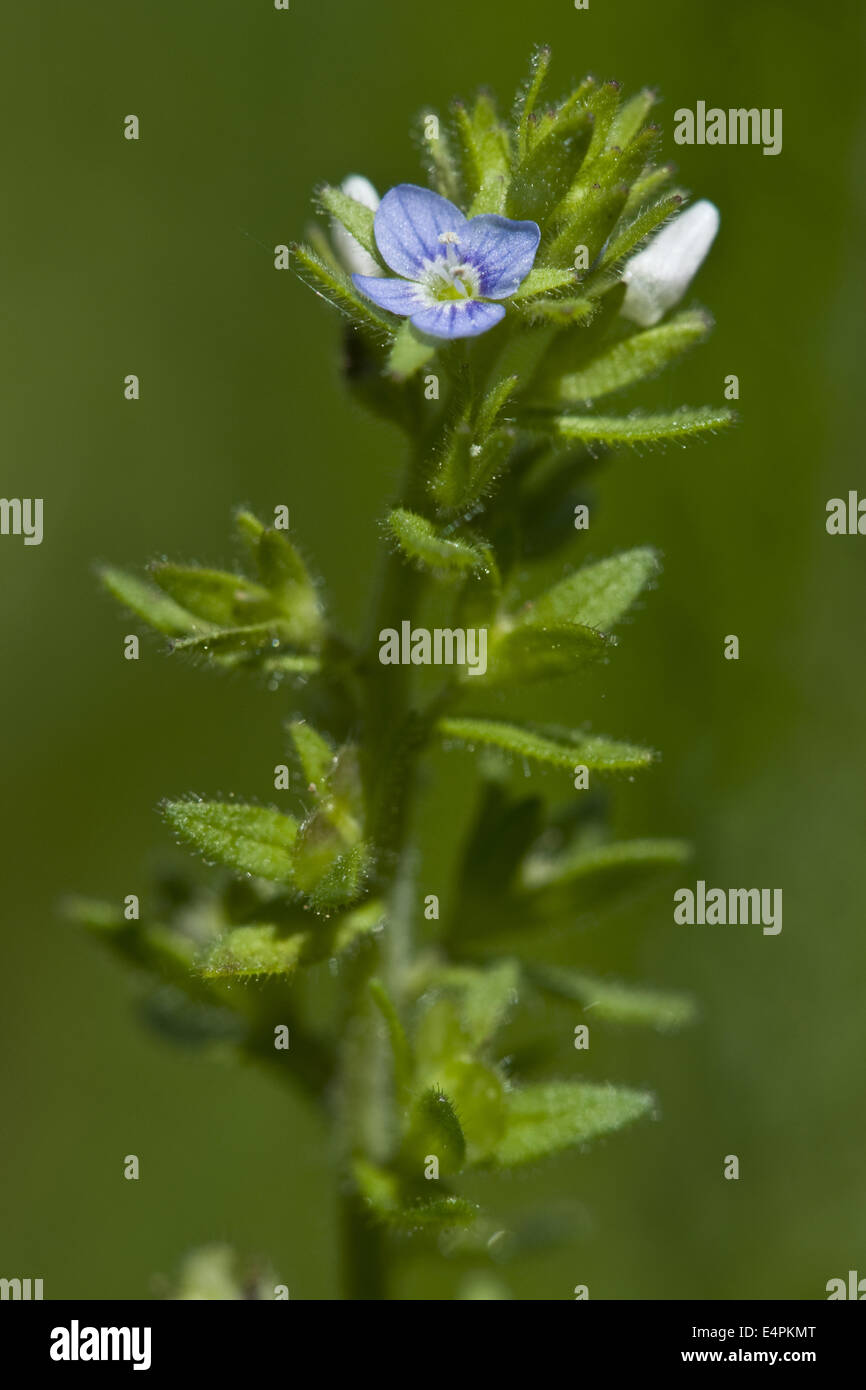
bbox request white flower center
[420,240,481,303]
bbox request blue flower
[352,184,540,340]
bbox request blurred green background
[2,0,864,1300]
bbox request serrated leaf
[536,312,710,406]
[200,925,307,979]
[531,965,697,1032]
[163,800,298,883]
[534,405,735,445]
[388,508,488,576]
[149,564,278,627]
[100,566,203,638]
[291,241,396,338]
[387,319,438,379]
[317,184,382,265]
[520,547,659,632]
[492,1081,653,1167]
[438,717,656,773]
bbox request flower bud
[331,175,382,277]
[622,199,720,327]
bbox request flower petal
[374,184,467,280]
[621,200,720,327]
[352,274,423,317]
[459,214,541,299]
[410,299,506,340]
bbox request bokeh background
[2,0,864,1299]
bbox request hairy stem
[339,429,433,1299]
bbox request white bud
[621,199,720,327]
[331,174,382,277]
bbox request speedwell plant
[72,50,732,1300]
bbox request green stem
[338,430,433,1300]
[339,1186,387,1302]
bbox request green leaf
[515,45,552,162]
[534,405,735,445]
[255,528,315,596]
[162,800,298,883]
[507,110,594,226]
[234,509,265,552]
[622,165,678,220]
[455,91,511,215]
[200,925,307,979]
[536,312,710,406]
[513,295,595,328]
[354,1159,478,1230]
[387,508,489,576]
[316,184,382,265]
[607,88,657,151]
[475,374,520,437]
[509,265,579,301]
[99,566,203,638]
[369,978,412,1099]
[599,192,683,271]
[387,319,438,379]
[582,79,624,164]
[478,624,611,686]
[456,961,521,1048]
[291,241,395,338]
[419,115,462,203]
[307,841,371,911]
[406,1086,467,1168]
[149,564,278,627]
[544,181,632,269]
[429,376,518,514]
[288,720,335,788]
[493,1081,654,1167]
[531,965,697,1032]
[438,718,656,773]
[520,547,659,632]
[169,623,292,659]
[521,835,690,892]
